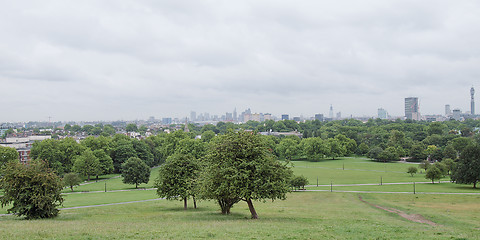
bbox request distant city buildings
[314,114,324,122]
[281,114,289,120]
[405,97,420,120]
[377,108,388,119]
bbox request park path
[306,181,450,187]
[358,195,437,226]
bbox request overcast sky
[1,1,480,122]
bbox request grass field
[1,192,479,239]
[1,157,480,239]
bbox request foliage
[121,157,150,188]
[0,146,18,167]
[407,166,417,177]
[378,146,400,161]
[419,160,431,171]
[63,172,82,191]
[155,153,201,209]
[425,165,442,184]
[199,131,292,219]
[276,138,300,160]
[290,175,309,190]
[301,137,327,161]
[451,144,480,188]
[73,149,101,181]
[0,160,64,219]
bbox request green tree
[442,158,455,175]
[0,146,18,167]
[419,160,430,172]
[443,145,457,160]
[63,172,82,191]
[201,130,216,142]
[367,146,383,160]
[92,149,114,178]
[73,149,101,181]
[356,142,369,155]
[425,165,442,184]
[121,157,150,188]
[410,143,427,161]
[199,131,292,219]
[407,166,418,177]
[155,153,201,209]
[451,144,480,188]
[0,160,64,219]
[290,175,309,190]
[378,147,400,161]
[301,137,327,161]
[111,139,137,172]
[126,123,138,132]
[276,138,299,160]
[327,138,347,160]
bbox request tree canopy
[0,160,64,219]
[121,157,150,188]
[199,131,292,219]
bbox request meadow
[1,157,479,239]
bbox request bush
[291,175,309,190]
[0,160,64,219]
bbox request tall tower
[329,105,334,119]
[471,87,475,115]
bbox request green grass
[1,192,479,239]
[307,181,480,193]
[64,167,160,193]
[2,157,480,239]
[291,157,442,185]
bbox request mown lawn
[290,157,445,185]
[1,192,479,239]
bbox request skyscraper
[471,87,475,115]
[378,108,387,119]
[445,104,451,116]
[405,97,419,120]
[190,111,196,122]
[329,105,333,119]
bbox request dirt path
[358,195,437,226]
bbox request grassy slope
[1,192,479,239]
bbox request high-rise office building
[445,104,451,116]
[190,111,196,122]
[233,108,237,122]
[281,114,289,120]
[314,114,324,122]
[471,87,475,115]
[378,108,387,119]
[405,97,419,120]
[329,105,334,119]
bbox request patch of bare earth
[358,195,438,226]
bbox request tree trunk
[193,196,197,209]
[246,199,258,219]
[87,175,90,181]
[184,197,187,210]
[135,183,138,189]
[70,186,74,192]
[474,182,477,189]
[432,179,434,184]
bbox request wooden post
[330,181,333,192]
[317,177,318,187]
[413,182,416,194]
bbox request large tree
[0,160,64,219]
[199,131,292,219]
[451,144,480,188]
[73,149,101,181]
[154,153,200,209]
[121,157,150,188]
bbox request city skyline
[1,1,480,122]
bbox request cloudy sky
[1,1,479,122]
